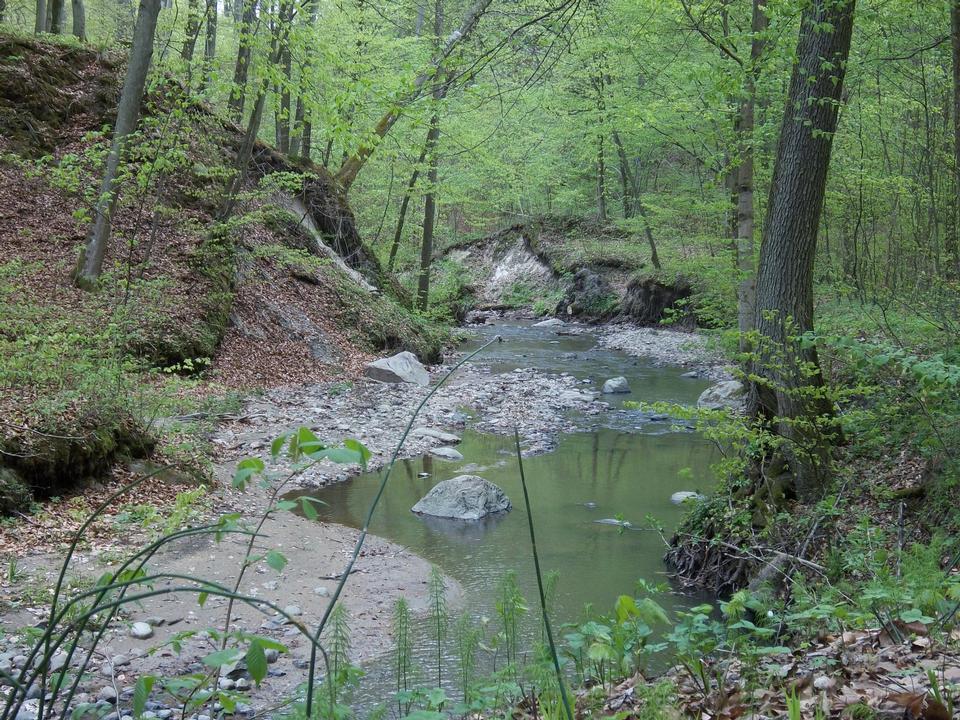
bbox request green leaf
[344,438,371,468]
[271,432,292,458]
[298,495,326,520]
[246,640,268,684]
[133,675,155,718]
[201,648,242,668]
[265,550,287,572]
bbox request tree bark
[228,0,257,120]
[275,41,292,153]
[734,0,768,343]
[335,0,493,190]
[49,0,63,32]
[71,0,86,40]
[389,144,429,272]
[950,0,960,277]
[73,0,163,288]
[34,0,47,33]
[750,0,856,500]
[181,0,202,61]
[201,0,217,90]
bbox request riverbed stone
[412,475,511,520]
[601,376,631,394]
[412,427,461,444]
[364,351,429,386]
[129,622,153,640]
[670,491,703,505]
[429,446,464,461]
[697,380,746,412]
[532,318,564,328]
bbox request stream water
[299,322,718,708]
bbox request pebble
[263,649,279,664]
[218,678,234,690]
[111,654,131,668]
[313,586,330,597]
[129,622,153,640]
[233,677,251,690]
[157,711,173,719]
[813,675,836,691]
[97,686,118,704]
[283,605,302,617]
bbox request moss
[0,414,154,508]
[0,468,32,515]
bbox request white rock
[364,352,429,386]
[129,622,153,640]
[670,491,704,505]
[601,376,631,394]
[697,380,746,412]
[532,318,564,328]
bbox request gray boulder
[412,427,461,444]
[364,351,429,386]
[670,491,704,505]
[532,318,565,328]
[601,376,631,394]
[429,446,464,461]
[412,475,511,520]
[697,380,746,412]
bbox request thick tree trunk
[735,0,768,343]
[335,0,493,190]
[388,144,429,272]
[612,130,661,270]
[49,0,63,32]
[181,0,202,61]
[228,0,256,120]
[950,0,960,277]
[750,0,856,500]
[71,0,86,40]
[34,0,47,32]
[596,135,607,223]
[73,0,162,288]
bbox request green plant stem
[303,335,501,719]
[513,428,573,720]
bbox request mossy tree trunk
[181,0,202,61]
[72,0,86,40]
[228,0,257,120]
[749,0,856,501]
[73,0,162,288]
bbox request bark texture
[74,0,162,287]
[750,0,856,500]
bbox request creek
[298,321,718,706]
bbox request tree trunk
[34,0,46,32]
[612,130,660,270]
[596,134,607,223]
[71,0,86,40]
[416,114,440,311]
[388,144,429,272]
[201,0,217,90]
[49,0,63,32]
[335,0,493,190]
[275,42,292,153]
[228,0,256,120]
[750,0,856,500]
[73,0,163,288]
[950,0,960,277]
[181,0,202,61]
[220,0,292,220]
[735,0,768,343]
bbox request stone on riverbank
[412,475,511,520]
[601,376,631,394]
[412,427,461,444]
[429,446,464,461]
[129,622,153,640]
[671,491,703,505]
[364,351,429,386]
[697,380,746,412]
[532,318,565,328]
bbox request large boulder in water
[412,475,512,520]
[601,376,631,394]
[697,380,746,412]
[364,351,429,386]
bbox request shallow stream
[300,321,718,706]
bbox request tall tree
[228,0,258,120]
[201,0,218,90]
[950,0,960,277]
[72,0,86,40]
[181,0,202,62]
[74,0,163,288]
[749,0,857,499]
[34,0,47,32]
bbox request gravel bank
[598,325,732,381]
